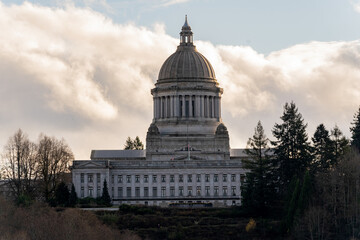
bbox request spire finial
[183,15,190,29]
[180,15,193,45]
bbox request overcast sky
[1,0,360,159]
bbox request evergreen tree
[312,124,335,171]
[69,183,78,207]
[101,179,112,207]
[331,125,349,159]
[242,121,274,215]
[55,181,70,207]
[124,137,134,150]
[283,178,300,232]
[350,107,360,152]
[133,136,144,150]
[124,136,144,150]
[272,102,312,191]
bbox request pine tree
[124,137,134,150]
[242,121,275,215]
[69,183,78,207]
[133,136,144,150]
[350,107,360,152]
[312,124,335,171]
[331,125,349,159]
[55,181,70,207]
[101,179,112,207]
[272,102,312,191]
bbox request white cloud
[0,2,359,159]
[352,0,360,13]
[160,0,191,7]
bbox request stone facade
[71,17,248,207]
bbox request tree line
[0,129,74,205]
[241,101,360,239]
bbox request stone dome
[157,16,216,82]
[158,46,216,82]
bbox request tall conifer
[272,102,312,191]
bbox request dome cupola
[157,16,216,82]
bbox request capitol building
[71,17,247,207]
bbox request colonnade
[153,95,221,120]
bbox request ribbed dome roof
[158,46,216,81]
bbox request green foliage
[272,102,312,191]
[69,183,78,207]
[101,179,112,207]
[331,125,349,159]
[283,178,300,232]
[55,181,70,207]
[15,194,33,207]
[124,136,144,150]
[242,121,275,216]
[350,107,360,152]
[312,124,335,171]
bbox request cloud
[159,0,191,7]
[0,2,359,159]
[352,0,360,13]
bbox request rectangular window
[111,175,114,184]
[231,186,236,196]
[81,173,84,183]
[170,187,175,196]
[144,187,149,197]
[185,100,189,117]
[88,187,93,197]
[240,174,245,184]
[118,187,123,198]
[170,175,174,182]
[126,187,131,197]
[81,187,84,197]
[187,174,192,183]
[187,186,192,196]
[153,187,158,197]
[179,174,183,183]
[205,174,210,182]
[214,174,218,182]
[196,186,201,196]
[111,187,114,198]
[161,175,166,183]
[179,186,184,196]
[223,186,228,196]
[231,174,236,182]
[205,186,210,196]
[97,173,100,183]
[135,175,140,183]
[144,175,148,183]
[223,174,227,182]
[196,174,201,182]
[214,186,219,196]
[192,100,195,117]
[126,175,131,183]
[97,186,101,197]
[88,174,93,183]
[118,175,123,183]
[135,187,140,197]
[153,175,157,183]
[161,187,166,197]
[179,100,183,117]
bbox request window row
[114,186,238,198]
[108,174,245,184]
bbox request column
[218,97,221,119]
[200,95,204,117]
[182,95,185,117]
[212,96,215,118]
[174,95,179,117]
[153,97,156,119]
[195,95,200,117]
[170,96,174,117]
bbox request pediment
[76,161,105,169]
